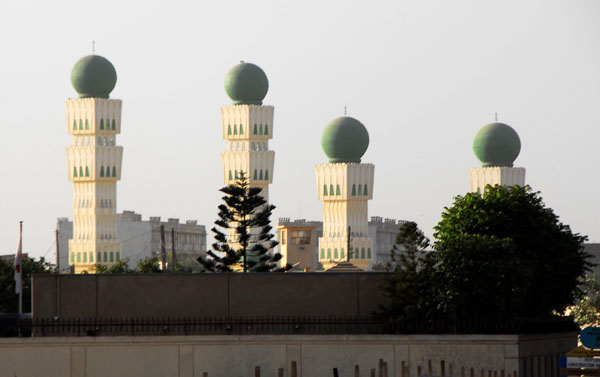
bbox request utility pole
[347,225,351,262]
[171,228,177,272]
[55,229,60,273]
[160,225,167,271]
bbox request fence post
[291,361,297,377]
[355,365,360,377]
[441,360,445,376]
[255,366,260,377]
[379,359,384,377]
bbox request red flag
[14,222,22,294]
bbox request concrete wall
[32,273,387,319]
[0,332,576,377]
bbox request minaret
[66,55,123,273]
[316,116,374,271]
[221,62,274,201]
[469,122,525,193]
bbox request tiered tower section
[317,116,374,271]
[66,55,123,273]
[469,122,525,193]
[221,62,274,200]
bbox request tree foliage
[379,221,432,321]
[198,173,289,272]
[568,274,600,328]
[430,185,591,320]
[0,256,53,313]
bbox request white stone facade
[66,98,123,273]
[469,166,526,193]
[221,105,275,201]
[316,163,375,270]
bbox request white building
[470,122,525,193]
[66,55,123,273]
[316,116,374,271]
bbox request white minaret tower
[316,116,374,271]
[221,62,274,200]
[66,55,123,273]
[469,122,525,193]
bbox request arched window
[229,170,233,180]
[253,170,258,180]
[85,167,90,177]
[367,248,372,258]
[351,184,356,196]
[364,184,368,195]
[334,248,338,259]
[259,170,263,180]
[259,124,263,135]
[79,167,84,177]
[329,185,334,196]
[79,120,83,130]
[112,120,116,130]
[336,184,341,195]
[97,252,102,262]
[100,119,104,130]
[85,119,89,130]
[320,249,325,260]
[71,253,74,263]
[358,184,362,196]
[90,252,94,262]
[265,170,269,180]
[323,185,328,196]
[77,253,81,263]
[341,248,345,259]
[228,125,232,135]
[73,120,77,131]
[253,124,258,134]
[361,248,365,259]
[73,167,78,178]
[264,124,269,135]
[112,167,117,177]
[234,124,238,135]
[327,248,332,259]
[110,252,114,262]
[116,252,120,261]
[100,166,104,177]
[235,170,239,179]
[239,124,244,135]
[103,252,108,262]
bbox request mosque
[63,54,525,273]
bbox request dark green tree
[0,256,53,313]
[568,274,600,328]
[431,185,591,321]
[94,258,134,274]
[379,221,432,321]
[136,257,162,273]
[198,173,289,272]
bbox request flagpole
[18,221,23,315]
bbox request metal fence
[0,315,577,337]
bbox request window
[235,170,239,179]
[320,248,325,260]
[97,252,102,262]
[253,124,257,134]
[329,185,334,196]
[100,119,104,130]
[79,120,83,130]
[334,248,338,258]
[352,184,356,196]
[90,252,94,262]
[361,248,365,259]
[341,248,345,259]
[234,124,238,135]
[77,253,81,263]
[259,170,263,180]
[327,248,332,259]
[253,170,258,180]
[259,124,263,135]
[336,184,341,195]
[85,119,89,130]
[367,248,372,258]
[100,166,104,177]
[103,252,108,262]
[239,124,244,135]
[291,230,311,245]
[112,167,117,177]
[79,167,84,177]
[71,253,74,263]
[112,120,116,130]
[264,124,269,135]
[73,167,78,178]
[364,184,368,196]
[228,125,232,135]
[265,170,269,180]
[110,252,114,262]
[85,167,90,177]
[323,185,328,196]
[358,184,362,196]
[73,120,77,131]
[229,170,233,180]
[116,252,120,261]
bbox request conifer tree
[198,172,288,272]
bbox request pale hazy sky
[1,0,599,260]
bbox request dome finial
[344,106,347,115]
[495,112,498,122]
[92,40,95,54]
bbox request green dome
[71,55,117,98]
[321,116,370,163]
[473,122,521,167]
[224,62,269,105]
